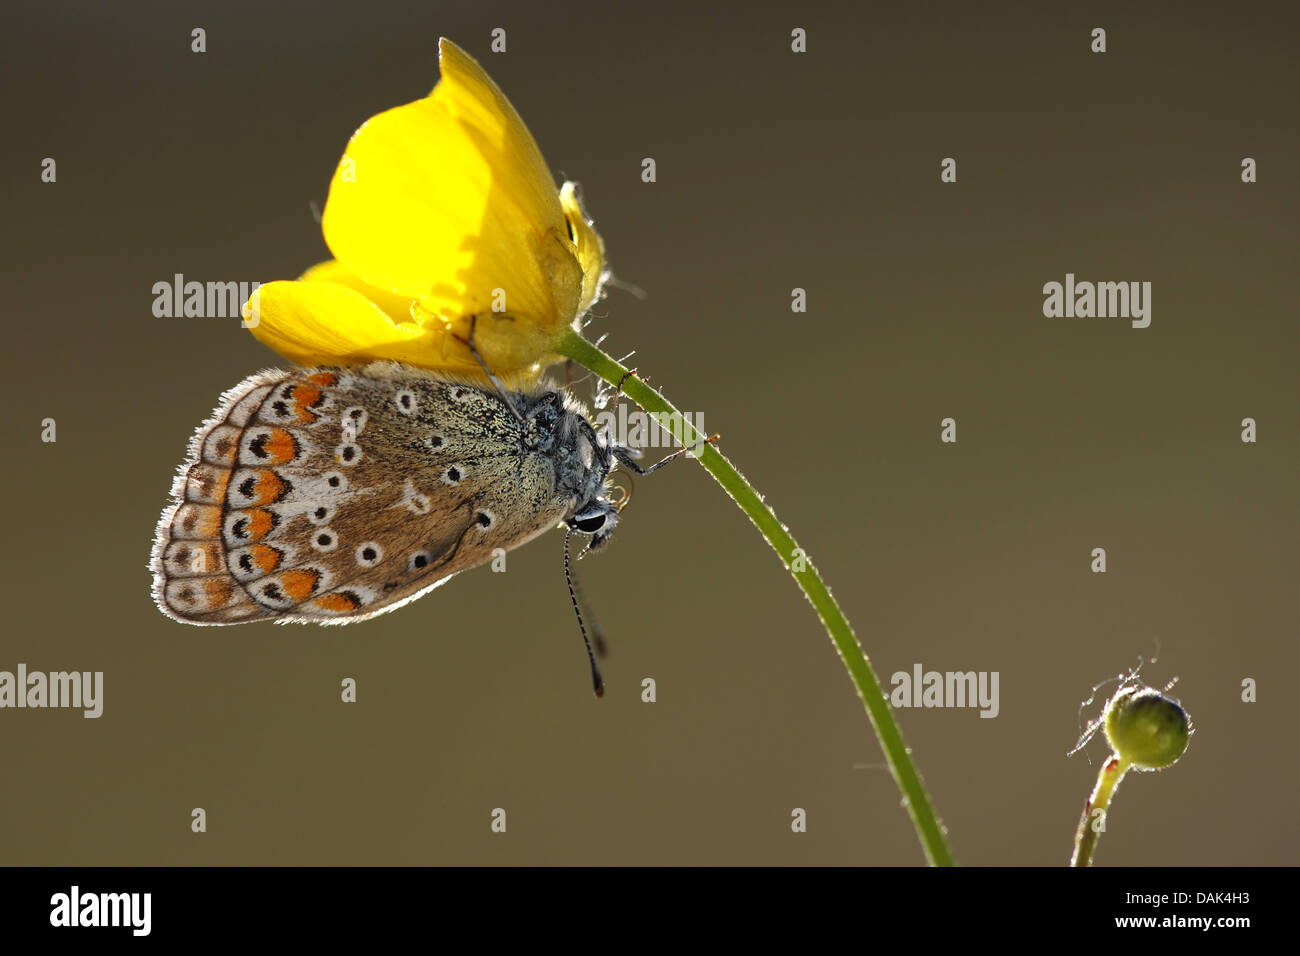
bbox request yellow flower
[243,38,607,377]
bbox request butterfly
[150,361,644,626]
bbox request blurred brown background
[1,0,1295,865]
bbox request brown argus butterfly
[151,360,700,691]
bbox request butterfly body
[151,361,618,625]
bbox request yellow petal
[560,181,608,315]
[243,279,478,372]
[320,38,593,372]
[299,259,414,325]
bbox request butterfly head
[520,389,620,551]
[566,498,620,551]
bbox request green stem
[1071,754,1130,867]
[555,329,955,866]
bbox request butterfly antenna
[567,535,609,657]
[565,530,605,697]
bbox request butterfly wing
[152,363,569,625]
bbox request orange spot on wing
[245,508,275,541]
[262,428,297,464]
[314,592,361,613]
[204,577,234,606]
[306,371,338,387]
[250,469,289,505]
[199,508,222,537]
[249,544,281,574]
[280,569,321,602]
[292,383,323,423]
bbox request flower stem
[555,329,955,866]
[1071,754,1130,866]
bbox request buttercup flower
[244,38,608,378]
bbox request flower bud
[1103,685,1190,770]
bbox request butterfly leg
[453,315,526,424]
[611,435,719,476]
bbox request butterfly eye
[571,513,606,534]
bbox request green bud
[1104,686,1190,770]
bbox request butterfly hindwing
[152,362,573,625]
